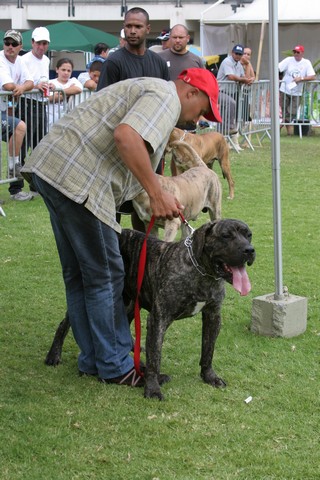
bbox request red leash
[133,215,155,376]
[133,211,193,376]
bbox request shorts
[1,112,20,137]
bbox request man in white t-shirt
[0,29,34,201]
[20,26,51,195]
[279,44,316,136]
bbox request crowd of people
[1,8,316,388]
[1,12,316,201]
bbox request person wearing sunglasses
[0,30,34,201]
[217,44,255,151]
[279,45,316,136]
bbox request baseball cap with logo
[4,29,22,45]
[32,27,50,43]
[293,45,304,53]
[232,44,244,55]
[177,68,222,123]
[157,29,170,41]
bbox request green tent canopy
[21,21,118,52]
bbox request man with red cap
[279,44,316,136]
[21,68,221,388]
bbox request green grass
[1,131,320,479]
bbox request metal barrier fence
[223,80,272,150]
[1,88,92,185]
[279,80,320,138]
[196,80,273,151]
[238,80,272,149]
[2,80,320,185]
[199,80,320,149]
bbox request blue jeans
[33,174,134,378]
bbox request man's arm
[295,72,316,83]
[227,74,254,85]
[3,80,34,97]
[97,58,120,90]
[114,124,183,220]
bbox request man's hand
[12,80,34,97]
[242,76,255,85]
[114,124,184,220]
[12,84,26,97]
[149,189,184,221]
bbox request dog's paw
[144,389,164,401]
[44,350,61,366]
[144,381,164,400]
[201,369,227,388]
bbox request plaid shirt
[22,77,180,232]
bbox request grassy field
[0,131,319,479]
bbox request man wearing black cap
[217,44,254,85]
[279,45,316,136]
[0,29,34,201]
[157,29,171,51]
[217,44,255,151]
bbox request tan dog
[166,127,235,200]
[132,151,222,242]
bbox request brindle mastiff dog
[166,127,235,200]
[45,219,255,400]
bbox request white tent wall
[203,23,320,80]
[202,24,243,57]
[278,23,319,67]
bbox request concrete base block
[251,293,308,338]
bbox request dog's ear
[193,221,218,254]
[205,220,219,236]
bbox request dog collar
[184,235,220,280]
[179,214,219,279]
[180,131,187,141]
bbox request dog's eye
[221,233,231,241]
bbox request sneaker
[99,367,145,387]
[30,191,41,198]
[10,191,34,202]
[9,163,23,180]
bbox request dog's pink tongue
[231,266,251,296]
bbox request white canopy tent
[201,0,320,80]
